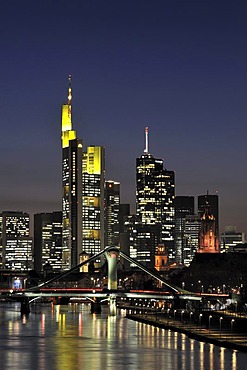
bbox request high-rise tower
[34,212,62,274]
[184,214,201,264]
[0,211,32,270]
[104,180,120,247]
[135,127,175,265]
[174,196,194,264]
[82,145,105,259]
[61,76,82,269]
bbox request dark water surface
[0,302,246,370]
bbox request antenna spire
[67,74,72,105]
[144,126,149,153]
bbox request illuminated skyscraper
[136,127,175,265]
[184,214,201,264]
[104,180,120,247]
[61,76,82,269]
[0,211,32,270]
[174,196,194,264]
[82,146,105,259]
[34,212,62,273]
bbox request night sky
[1,1,247,234]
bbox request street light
[199,313,203,326]
[91,277,94,287]
[231,319,235,339]
[174,309,177,320]
[181,310,184,323]
[208,315,212,332]
[219,317,223,337]
[167,308,170,318]
[190,312,193,327]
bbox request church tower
[198,202,220,253]
[155,244,168,271]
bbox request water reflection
[0,302,245,370]
[232,350,237,370]
[209,343,214,370]
[199,341,205,370]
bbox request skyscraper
[34,212,62,274]
[136,127,175,265]
[0,211,32,270]
[174,196,194,264]
[123,214,138,265]
[82,145,105,258]
[184,214,201,264]
[104,180,120,247]
[61,76,82,269]
[118,204,130,234]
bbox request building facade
[104,180,120,247]
[220,226,246,252]
[34,212,63,274]
[124,214,138,264]
[0,211,32,270]
[174,196,194,264]
[82,145,105,259]
[184,215,201,265]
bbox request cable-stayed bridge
[3,246,223,316]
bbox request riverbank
[126,313,247,353]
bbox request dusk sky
[1,1,247,234]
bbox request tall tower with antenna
[144,126,149,153]
[61,76,82,269]
[135,127,175,266]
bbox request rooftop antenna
[144,126,149,153]
[67,74,72,105]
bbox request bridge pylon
[20,298,30,315]
[105,247,119,316]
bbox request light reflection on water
[0,302,245,370]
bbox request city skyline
[1,1,247,234]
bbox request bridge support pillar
[105,247,119,290]
[20,298,30,315]
[105,247,119,316]
[53,297,70,305]
[91,298,102,313]
[109,295,117,316]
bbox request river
[0,302,245,370]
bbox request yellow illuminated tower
[61,76,82,269]
[82,146,105,263]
